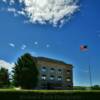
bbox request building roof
[37,56,72,67]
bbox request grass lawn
[0,88,100,92]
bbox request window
[41,67,46,72]
[58,69,62,73]
[67,70,71,74]
[58,69,62,71]
[41,75,46,80]
[66,78,71,82]
[50,75,54,80]
[58,76,62,81]
[50,68,55,72]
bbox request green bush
[0,90,100,100]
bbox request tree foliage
[12,53,39,89]
[91,85,100,90]
[0,67,10,88]
[73,86,86,90]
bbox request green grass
[0,89,100,100]
[0,88,100,91]
[0,89,100,93]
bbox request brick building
[36,57,73,90]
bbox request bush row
[0,90,100,100]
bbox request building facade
[36,57,73,90]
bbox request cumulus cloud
[1,0,79,26]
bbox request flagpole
[88,51,93,89]
[80,45,93,89]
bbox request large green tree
[91,85,100,90]
[0,67,10,88]
[12,53,39,89]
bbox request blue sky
[0,0,100,86]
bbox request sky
[0,0,100,86]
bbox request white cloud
[21,44,27,50]
[9,43,15,48]
[0,60,14,70]
[34,41,38,45]
[2,0,7,3]
[7,8,16,12]
[17,10,25,16]
[23,0,79,26]
[46,44,50,48]
[1,0,79,26]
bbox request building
[36,57,73,90]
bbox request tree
[0,67,10,88]
[12,53,39,89]
[73,86,86,90]
[91,85,100,90]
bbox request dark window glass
[41,75,46,80]
[50,75,54,80]
[58,76,62,81]
[50,68,55,72]
[58,69,61,71]
[41,67,46,72]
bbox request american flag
[80,45,88,51]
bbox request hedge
[0,90,100,100]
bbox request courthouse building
[36,57,73,90]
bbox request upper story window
[66,78,71,82]
[58,69,62,73]
[67,70,71,74]
[41,66,47,72]
[41,75,46,80]
[50,75,55,80]
[58,76,62,81]
[50,68,55,72]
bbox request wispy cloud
[2,0,7,3]
[34,41,38,45]
[21,44,27,50]
[9,43,15,48]
[1,0,79,27]
[7,8,16,13]
[46,44,50,48]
